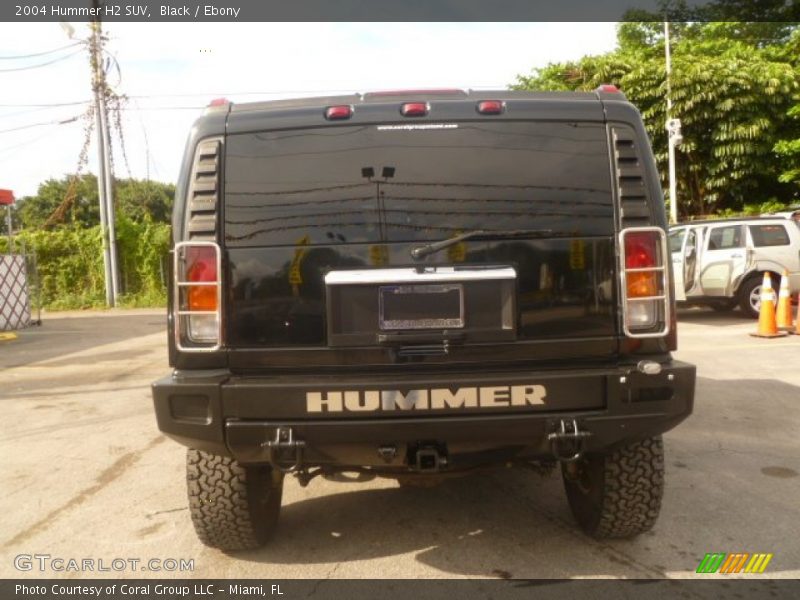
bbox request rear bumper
[152,360,695,469]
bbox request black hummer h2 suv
[152,88,696,551]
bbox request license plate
[379,284,464,330]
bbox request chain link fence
[1,252,41,331]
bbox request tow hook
[262,426,306,473]
[547,419,592,462]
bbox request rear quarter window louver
[612,126,651,228]
[185,138,221,241]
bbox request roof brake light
[401,102,429,117]
[208,98,230,107]
[325,105,353,120]
[477,100,504,115]
[596,84,620,93]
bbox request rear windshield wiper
[410,229,575,260]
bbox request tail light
[477,100,504,115]
[596,84,620,93]
[174,241,221,352]
[325,105,353,120]
[619,227,670,338]
[400,102,429,117]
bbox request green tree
[775,104,800,187]
[17,175,100,229]
[15,175,175,230]
[116,179,175,223]
[772,29,800,193]
[513,22,800,217]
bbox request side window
[707,225,743,250]
[669,229,686,253]
[749,224,790,247]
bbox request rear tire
[186,449,283,551]
[737,276,763,318]
[562,436,664,539]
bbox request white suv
[670,217,800,317]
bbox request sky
[0,22,618,199]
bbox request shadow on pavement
[232,376,800,578]
[676,307,752,326]
[235,471,613,578]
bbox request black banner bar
[3,579,800,600]
[3,0,800,22]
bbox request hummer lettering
[306,385,548,412]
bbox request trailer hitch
[410,444,449,473]
[262,426,306,473]
[547,419,592,462]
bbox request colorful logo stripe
[696,553,773,574]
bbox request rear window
[749,224,790,247]
[224,121,614,246]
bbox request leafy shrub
[0,219,170,310]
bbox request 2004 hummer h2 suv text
[152,88,696,551]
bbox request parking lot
[1,308,799,579]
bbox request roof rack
[673,215,794,226]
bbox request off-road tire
[562,436,664,539]
[187,449,283,551]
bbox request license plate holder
[379,284,464,330]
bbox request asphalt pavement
[1,308,798,579]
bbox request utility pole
[99,66,120,299]
[89,3,119,306]
[664,22,682,224]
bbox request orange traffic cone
[795,293,800,336]
[776,269,794,331]
[750,273,788,338]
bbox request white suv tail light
[619,227,670,338]
[174,241,221,352]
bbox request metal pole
[90,19,114,306]
[98,87,120,298]
[665,21,678,224]
[668,132,678,224]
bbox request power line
[0,85,510,110]
[0,48,83,73]
[129,97,158,180]
[0,115,80,134]
[0,101,91,107]
[118,105,206,110]
[122,85,511,99]
[0,41,83,60]
[0,104,88,119]
[0,130,57,155]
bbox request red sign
[0,189,14,206]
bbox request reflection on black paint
[229,246,366,344]
[226,239,616,347]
